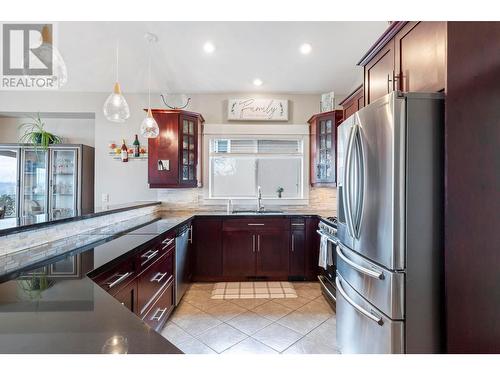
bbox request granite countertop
[0,208,333,353]
[0,215,189,354]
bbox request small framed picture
[320,91,335,112]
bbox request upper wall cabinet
[339,85,364,120]
[147,109,204,188]
[308,110,344,187]
[359,21,446,105]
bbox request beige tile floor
[161,281,340,354]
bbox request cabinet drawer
[142,280,175,332]
[92,259,136,296]
[135,236,174,274]
[223,218,290,231]
[138,251,174,315]
[291,217,305,230]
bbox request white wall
[0,91,327,208]
[0,116,95,146]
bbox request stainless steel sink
[232,210,284,215]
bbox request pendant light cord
[148,41,152,109]
[116,40,120,83]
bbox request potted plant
[276,186,284,198]
[18,113,63,150]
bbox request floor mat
[211,281,297,299]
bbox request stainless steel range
[317,217,338,309]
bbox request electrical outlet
[102,193,109,203]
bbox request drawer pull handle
[161,238,174,247]
[141,250,159,266]
[151,307,168,321]
[248,223,265,226]
[151,272,167,283]
[108,272,132,289]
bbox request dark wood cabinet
[308,110,344,187]
[192,218,223,280]
[394,21,446,93]
[289,219,306,279]
[137,251,174,316]
[113,278,138,314]
[222,218,290,279]
[359,21,446,105]
[90,231,176,333]
[305,217,320,280]
[364,39,396,105]
[147,109,204,188]
[222,231,256,278]
[339,85,364,119]
[255,230,289,278]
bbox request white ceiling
[55,21,388,94]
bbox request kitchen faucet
[257,186,264,212]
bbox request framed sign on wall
[228,98,289,121]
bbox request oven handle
[317,275,336,302]
[316,230,338,245]
[336,244,384,280]
[336,276,384,326]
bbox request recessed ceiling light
[253,78,263,87]
[203,41,215,54]
[299,43,312,55]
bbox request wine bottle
[121,139,128,162]
[133,134,140,158]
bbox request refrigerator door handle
[336,276,384,326]
[337,244,384,280]
[353,124,365,238]
[344,123,356,238]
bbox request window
[209,138,304,199]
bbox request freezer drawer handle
[336,276,383,326]
[337,245,384,280]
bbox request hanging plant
[18,113,63,150]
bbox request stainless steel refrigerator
[335,92,444,354]
[0,144,94,221]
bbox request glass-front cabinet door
[21,149,48,217]
[49,148,77,220]
[317,117,335,183]
[180,116,197,185]
[0,148,20,218]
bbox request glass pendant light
[140,34,159,138]
[103,41,130,123]
[24,25,68,88]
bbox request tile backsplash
[158,187,337,214]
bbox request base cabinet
[255,231,290,278]
[192,218,223,280]
[222,231,256,278]
[90,231,176,332]
[113,279,138,314]
[191,216,320,282]
[289,219,306,279]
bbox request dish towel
[318,235,328,269]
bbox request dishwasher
[175,224,191,305]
